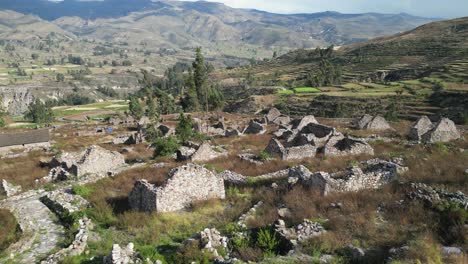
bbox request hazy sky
[181,0,468,18]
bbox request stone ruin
[243,119,266,134]
[0,179,22,197]
[408,115,433,141]
[103,243,140,264]
[129,163,225,213]
[324,134,374,157]
[407,183,467,210]
[275,219,326,245]
[409,117,461,143]
[49,145,126,178]
[176,142,228,162]
[187,228,229,260]
[265,138,317,160]
[355,115,392,131]
[289,159,407,195]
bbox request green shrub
[153,137,180,157]
[258,151,271,161]
[136,244,166,263]
[256,228,279,257]
[72,185,93,198]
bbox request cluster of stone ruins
[0,108,465,263]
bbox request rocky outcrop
[129,164,225,213]
[355,115,392,131]
[195,228,229,259]
[49,145,126,177]
[324,135,374,157]
[421,118,460,143]
[0,179,22,197]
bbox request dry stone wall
[129,164,225,213]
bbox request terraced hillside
[218,17,468,124]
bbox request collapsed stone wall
[50,145,126,177]
[289,159,407,195]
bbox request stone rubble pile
[409,117,461,143]
[289,159,407,195]
[354,115,392,131]
[129,163,225,213]
[275,219,326,245]
[194,228,229,259]
[49,145,126,177]
[103,243,140,264]
[0,179,22,197]
[218,170,247,185]
[237,201,264,229]
[407,183,468,209]
[41,217,93,264]
[238,153,268,165]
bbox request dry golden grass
[0,150,51,190]
[0,209,20,251]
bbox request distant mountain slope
[0,10,74,40]
[0,0,437,50]
[249,16,468,84]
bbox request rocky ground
[0,110,467,264]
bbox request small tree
[25,99,54,124]
[146,96,159,123]
[433,82,445,93]
[56,73,65,82]
[182,68,200,112]
[153,137,180,157]
[31,53,39,60]
[129,96,144,120]
[175,113,194,143]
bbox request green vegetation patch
[293,87,321,93]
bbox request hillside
[218,17,468,123]
[0,0,436,51]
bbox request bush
[153,137,180,157]
[72,185,93,198]
[256,227,279,257]
[175,113,194,143]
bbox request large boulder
[324,135,374,157]
[409,116,433,141]
[129,164,225,212]
[421,118,460,143]
[50,145,126,177]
